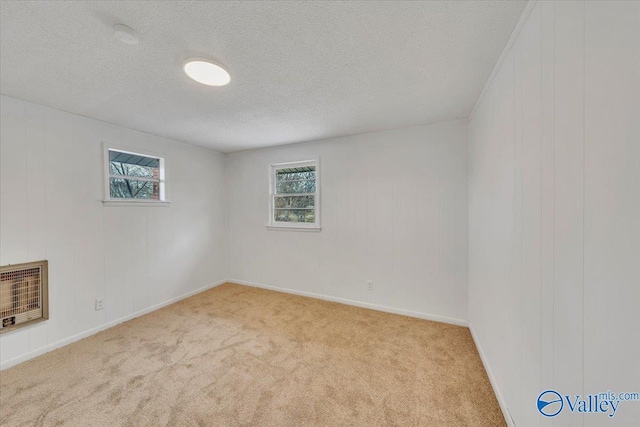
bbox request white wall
[0,95,228,369]
[468,1,640,426]
[226,120,469,324]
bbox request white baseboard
[469,324,514,427]
[229,278,469,327]
[0,279,227,371]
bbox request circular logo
[537,390,563,417]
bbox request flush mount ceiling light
[113,24,139,45]
[183,58,231,87]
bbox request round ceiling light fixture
[183,58,231,87]
[113,24,139,45]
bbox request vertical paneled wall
[468,1,640,426]
[0,95,228,369]
[226,120,469,323]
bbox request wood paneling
[226,120,469,323]
[0,96,227,368]
[469,1,640,426]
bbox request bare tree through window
[270,161,319,227]
[108,150,162,200]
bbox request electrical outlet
[95,297,105,311]
[366,280,373,291]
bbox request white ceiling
[0,1,526,153]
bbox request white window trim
[267,158,320,231]
[102,143,170,206]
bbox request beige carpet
[0,283,505,426]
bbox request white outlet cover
[95,297,105,310]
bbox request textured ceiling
[0,1,526,153]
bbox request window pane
[274,209,315,223]
[109,178,160,200]
[276,180,316,194]
[270,162,318,227]
[276,170,315,181]
[274,195,314,209]
[109,150,159,178]
[110,161,158,178]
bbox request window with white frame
[269,159,320,229]
[105,148,165,202]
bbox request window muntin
[269,160,319,228]
[106,149,165,201]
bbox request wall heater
[0,260,48,333]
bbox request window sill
[266,225,321,232]
[103,200,171,207]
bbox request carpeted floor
[0,283,505,426]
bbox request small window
[105,148,165,202]
[269,159,320,229]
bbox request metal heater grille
[0,260,48,333]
